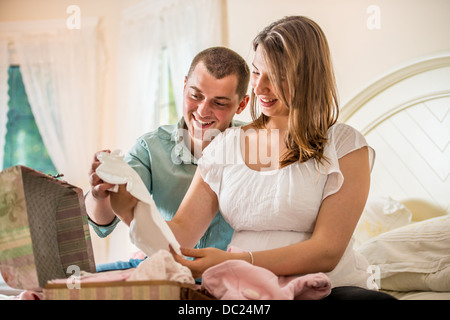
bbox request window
[158,47,178,125]
[2,66,57,176]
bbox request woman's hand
[171,247,239,279]
[109,184,138,226]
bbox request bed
[342,53,450,299]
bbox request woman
[114,16,394,299]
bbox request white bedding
[342,55,450,300]
[354,197,450,299]
[382,290,450,300]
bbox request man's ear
[183,76,188,88]
[236,95,250,115]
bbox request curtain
[108,0,225,262]
[0,40,8,170]
[162,0,224,117]
[115,0,224,151]
[116,10,163,151]
[2,19,105,190]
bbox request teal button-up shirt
[90,117,245,252]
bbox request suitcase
[0,165,96,290]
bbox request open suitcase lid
[0,165,96,290]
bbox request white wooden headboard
[341,54,450,221]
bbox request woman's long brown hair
[250,16,339,167]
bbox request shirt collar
[170,117,244,165]
[171,117,197,165]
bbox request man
[86,47,250,269]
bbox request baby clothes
[202,247,331,300]
[198,123,375,288]
[96,150,181,256]
[48,250,194,285]
[128,250,194,284]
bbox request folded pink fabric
[17,290,42,300]
[2,290,43,300]
[48,268,134,285]
[202,247,331,300]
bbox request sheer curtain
[162,0,224,117]
[115,0,224,151]
[116,8,163,151]
[109,0,225,262]
[0,19,105,190]
[0,40,8,170]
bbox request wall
[226,0,450,122]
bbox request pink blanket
[202,248,331,300]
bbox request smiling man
[182,53,249,160]
[85,47,249,270]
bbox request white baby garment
[96,150,181,256]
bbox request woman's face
[250,46,290,119]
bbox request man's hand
[86,150,138,227]
[85,150,117,226]
[88,150,115,200]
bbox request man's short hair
[187,47,250,99]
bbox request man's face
[183,61,247,143]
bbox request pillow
[356,215,450,291]
[353,196,412,248]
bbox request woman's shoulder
[327,122,374,163]
[327,122,365,145]
[328,122,360,136]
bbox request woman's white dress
[198,123,375,288]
